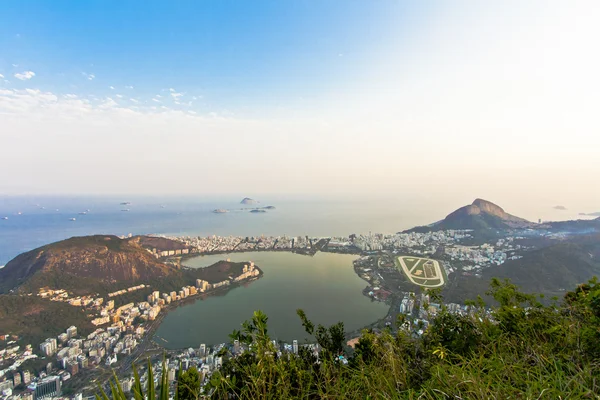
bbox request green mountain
[0,235,180,294]
[0,235,259,345]
[406,198,533,234]
[444,233,600,303]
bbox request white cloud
[109,86,115,90]
[64,94,78,99]
[171,91,183,100]
[169,88,175,92]
[115,94,123,98]
[0,74,4,79]
[155,94,162,98]
[14,71,35,80]
[125,85,134,89]
[82,72,95,81]
[152,98,160,103]
[99,97,118,109]
[11,64,18,67]
[130,98,139,103]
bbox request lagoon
[154,251,389,348]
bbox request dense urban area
[0,225,590,399]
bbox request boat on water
[1,217,8,220]
[69,218,76,221]
[121,209,130,212]
[17,212,22,215]
[78,211,87,215]
[120,202,131,206]
[212,209,229,213]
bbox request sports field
[396,256,445,288]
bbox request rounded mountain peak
[472,199,506,216]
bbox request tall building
[0,380,14,392]
[121,378,133,393]
[292,340,298,355]
[12,373,22,387]
[198,344,206,357]
[57,333,68,343]
[39,339,57,357]
[21,371,31,385]
[67,360,79,376]
[32,376,61,400]
[66,326,78,339]
[233,340,240,354]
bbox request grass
[99,278,600,399]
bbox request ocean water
[0,194,590,265]
[0,195,441,265]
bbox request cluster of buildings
[113,338,319,398]
[0,340,37,400]
[350,230,472,253]
[38,290,103,309]
[166,234,315,254]
[444,237,524,273]
[3,268,257,399]
[107,284,147,298]
[0,370,59,400]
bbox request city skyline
[0,1,598,207]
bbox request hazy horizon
[1,1,599,208]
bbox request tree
[176,367,201,400]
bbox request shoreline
[116,273,263,366]
[146,249,392,352]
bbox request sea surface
[154,251,390,348]
[0,194,591,265]
[0,194,441,265]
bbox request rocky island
[241,197,259,205]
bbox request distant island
[580,211,600,217]
[553,205,567,210]
[241,197,259,205]
[212,204,275,213]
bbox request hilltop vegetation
[0,295,95,345]
[443,233,600,304]
[406,199,534,235]
[103,278,600,399]
[0,234,260,344]
[0,235,178,295]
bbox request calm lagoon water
[153,251,389,348]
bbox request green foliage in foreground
[101,278,600,399]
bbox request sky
[0,1,599,210]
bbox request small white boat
[1,217,8,220]
[69,218,76,221]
